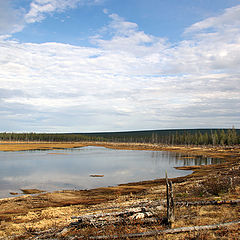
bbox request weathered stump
[166,172,175,226]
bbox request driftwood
[71,207,157,228]
[88,220,240,239]
[72,207,149,219]
[71,199,240,228]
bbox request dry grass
[0,142,240,239]
[0,142,87,151]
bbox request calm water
[0,146,222,198]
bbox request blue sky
[0,0,240,132]
[12,0,240,44]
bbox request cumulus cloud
[0,5,240,131]
[25,0,78,23]
[92,13,167,60]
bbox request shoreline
[1,140,239,158]
[0,142,239,196]
[0,142,239,239]
[0,141,239,196]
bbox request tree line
[0,128,239,146]
[0,132,104,142]
[84,128,240,146]
[150,128,239,146]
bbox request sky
[0,0,240,133]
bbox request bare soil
[0,142,239,239]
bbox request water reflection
[150,151,222,167]
[0,146,222,198]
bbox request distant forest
[0,128,239,146]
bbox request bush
[193,176,233,197]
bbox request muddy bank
[0,142,239,239]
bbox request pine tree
[219,130,226,146]
[231,126,237,145]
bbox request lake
[0,146,222,198]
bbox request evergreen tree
[219,130,226,146]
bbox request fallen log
[71,199,240,228]
[174,199,240,207]
[71,207,156,228]
[88,199,240,213]
[71,207,149,220]
[89,220,240,239]
[71,217,158,228]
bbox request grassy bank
[0,142,239,239]
[0,141,88,151]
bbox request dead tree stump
[166,172,175,226]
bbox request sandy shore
[0,142,239,239]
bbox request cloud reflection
[0,146,220,198]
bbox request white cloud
[25,0,103,23]
[0,0,104,35]
[0,5,240,131]
[185,5,240,33]
[93,13,167,59]
[25,0,78,23]
[0,0,25,35]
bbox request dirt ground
[0,142,239,239]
